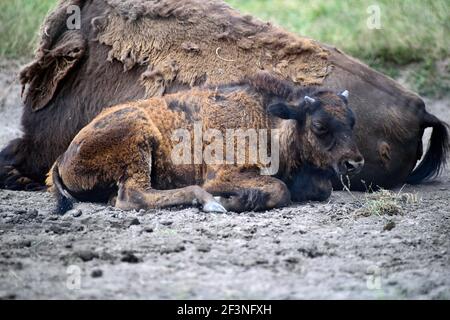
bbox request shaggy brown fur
[47,73,362,213]
[20,0,86,112]
[97,0,329,95]
[1,0,448,193]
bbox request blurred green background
[0,0,448,97]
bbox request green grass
[0,0,448,96]
[0,0,57,58]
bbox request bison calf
[47,73,363,213]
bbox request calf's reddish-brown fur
[47,74,363,213]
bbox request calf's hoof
[203,200,227,213]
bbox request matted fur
[96,0,330,96]
[19,0,87,111]
[20,31,86,111]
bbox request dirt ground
[0,60,449,300]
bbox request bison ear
[267,102,299,120]
[20,31,86,112]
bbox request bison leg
[0,138,46,191]
[115,180,226,213]
[203,168,291,212]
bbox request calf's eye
[312,122,328,135]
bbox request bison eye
[312,121,328,135]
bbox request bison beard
[0,0,448,192]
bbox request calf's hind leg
[53,105,225,213]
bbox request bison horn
[304,96,316,104]
[341,90,349,99]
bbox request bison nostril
[344,158,364,173]
[344,161,357,172]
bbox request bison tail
[52,160,77,215]
[407,113,449,184]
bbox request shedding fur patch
[20,31,86,111]
[383,107,416,142]
[19,0,87,111]
[97,0,331,96]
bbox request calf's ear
[267,102,299,120]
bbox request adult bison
[0,0,448,191]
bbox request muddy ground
[0,60,449,300]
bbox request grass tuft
[355,189,421,217]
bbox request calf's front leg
[203,168,291,212]
[115,180,227,213]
